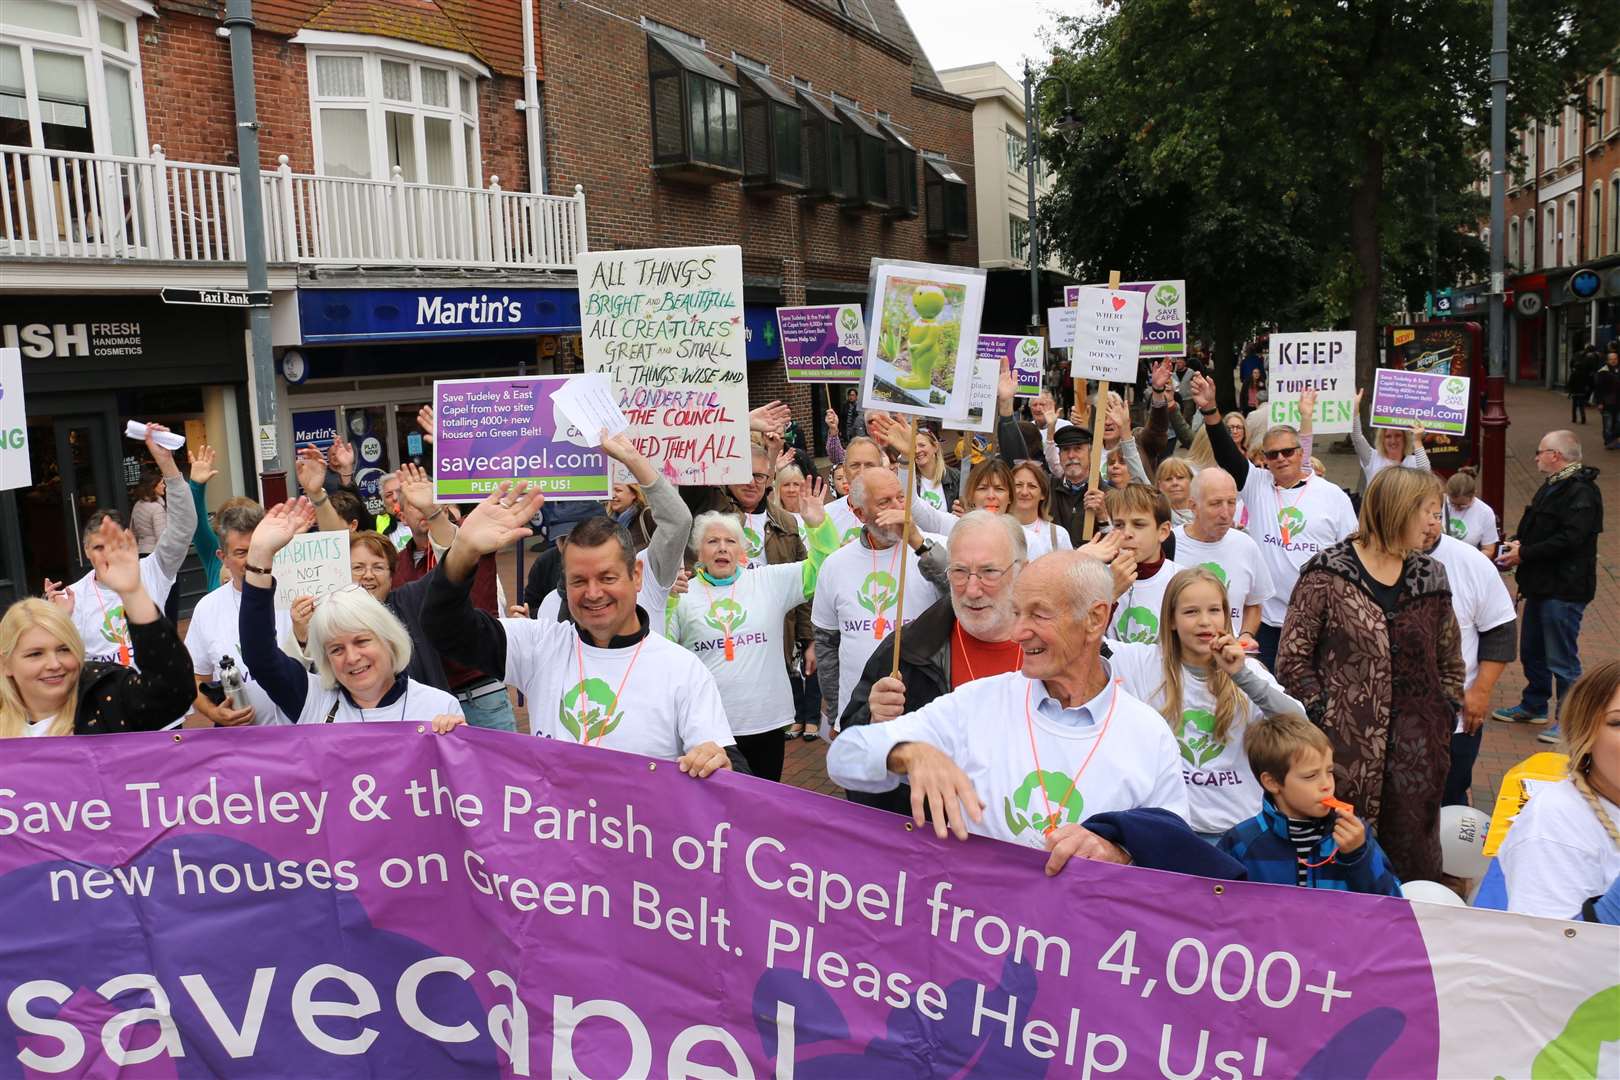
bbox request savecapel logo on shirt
[1004,769,1084,836]
[1446,517,1468,539]
[841,526,864,546]
[1197,561,1229,586]
[1276,506,1307,546]
[1114,606,1159,644]
[1178,708,1224,768]
[559,678,623,744]
[920,490,945,509]
[100,604,127,645]
[704,598,748,636]
[857,571,899,616]
[743,526,764,562]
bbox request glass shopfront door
[16,411,121,591]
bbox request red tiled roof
[190,0,537,78]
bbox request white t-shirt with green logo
[1430,534,1516,734]
[742,511,769,569]
[67,556,178,665]
[1170,528,1274,635]
[827,669,1189,847]
[1238,473,1357,626]
[917,476,946,510]
[1110,559,1185,643]
[1443,498,1499,550]
[1105,641,1273,835]
[811,535,944,719]
[824,497,865,547]
[502,617,734,760]
[670,563,812,737]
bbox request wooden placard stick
[890,415,919,676]
[1081,270,1124,540]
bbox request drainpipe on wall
[521,0,544,194]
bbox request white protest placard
[1046,306,1077,348]
[951,353,1000,434]
[551,372,629,448]
[860,261,986,421]
[271,531,351,610]
[1067,288,1145,382]
[0,348,31,492]
[1267,331,1356,434]
[577,245,750,485]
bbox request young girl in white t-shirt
[1500,661,1620,922]
[1107,567,1306,838]
[1442,467,1500,560]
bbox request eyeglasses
[750,472,771,484]
[1262,446,1301,461]
[947,564,1015,586]
[1534,447,1557,457]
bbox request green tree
[1038,1,1620,403]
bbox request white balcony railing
[0,144,588,271]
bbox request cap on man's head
[1054,425,1093,449]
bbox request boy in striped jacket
[1219,714,1402,896]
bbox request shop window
[0,0,143,156]
[737,63,802,191]
[834,104,886,212]
[797,87,845,201]
[646,27,741,184]
[306,46,480,185]
[880,119,917,218]
[924,153,968,242]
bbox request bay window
[0,0,145,156]
[646,26,741,184]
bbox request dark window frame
[738,69,804,191]
[924,154,969,241]
[647,32,743,185]
[797,89,845,201]
[879,120,917,218]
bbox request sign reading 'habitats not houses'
[577,245,750,485]
[432,375,611,502]
[1267,331,1357,435]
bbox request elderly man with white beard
[830,550,1237,879]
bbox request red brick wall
[537,0,977,434]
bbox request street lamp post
[1481,0,1509,518]
[1022,64,1081,334]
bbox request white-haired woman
[668,479,835,781]
[239,498,463,730]
[1,518,195,737]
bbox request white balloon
[1402,879,1465,906]
[1439,804,1491,879]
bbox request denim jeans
[1604,407,1620,446]
[460,685,517,732]
[1517,596,1586,718]
[1256,622,1283,674]
[1444,727,1482,806]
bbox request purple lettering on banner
[1066,281,1186,357]
[777,304,865,384]
[0,727,1468,1078]
[978,334,1045,397]
[1370,368,1471,435]
[432,375,610,502]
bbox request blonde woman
[2,518,195,737]
[1500,661,1620,921]
[1009,461,1072,559]
[1107,568,1305,839]
[908,429,960,511]
[1351,388,1429,489]
[1155,457,1195,527]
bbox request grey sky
[897,0,1090,80]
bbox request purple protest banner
[432,375,610,502]
[1370,368,1471,435]
[777,304,865,384]
[0,727,1609,1078]
[978,334,1045,397]
[1065,280,1187,357]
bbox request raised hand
[43,578,74,614]
[455,482,545,558]
[88,517,143,596]
[668,566,692,598]
[248,497,317,564]
[1210,632,1247,675]
[776,448,795,473]
[749,400,792,436]
[1078,527,1124,564]
[396,462,436,515]
[866,410,902,449]
[1150,358,1173,394]
[294,445,327,496]
[143,422,181,477]
[799,476,828,527]
[416,405,436,444]
[327,435,355,479]
[869,674,907,723]
[1190,371,1217,414]
[824,407,840,435]
[190,444,219,486]
[1299,386,1317,425]
[290,595,316,646]
[997,359,1017,414]
[1107,393,1131,438]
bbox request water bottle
[219,656,248,712]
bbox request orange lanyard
[1023,678,1121,836]
[92,581,132,667]
[869,536,903,640]
[698,571,742,661]
[573,633,646,745]
[954,622,1022,684]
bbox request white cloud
[897,0,1095,79]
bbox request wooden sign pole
[1081,270,1124,540]
[890,416,919,676]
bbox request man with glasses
[1493,430,1602,743]
[1191,373,1356,670]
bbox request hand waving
[88,517,143,596]
[190,444,219,486]
[248,498,318,562]
[396,462,436,515]
[799,476,828,527]
[456,482,545,558]
[294,445,327,496]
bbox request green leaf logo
[558,678,624,744]
[1198,561,1229,586]
[842,526,864,546]
[100,604,127,645]
[1277,506,1307,546]
[1002,769,1085,836]
[1019,337,1041,358]
[1116,605,1159,643]
[839,307,860,332]
[1446,517,1468,539]
[857,571,899,616]
[920,489,944,509]
[1444,377,1465,396]
[742,526,763,562]
[704,597,747,636]
[1178,708,1225,768]
[1153,283,1180,307]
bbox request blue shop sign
[744,304,781,361]
[299,287,581,344]
[292,409,338,450]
